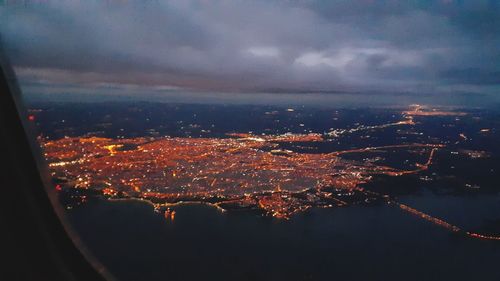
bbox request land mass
[40,106,499,241]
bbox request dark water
[66,193,500,281]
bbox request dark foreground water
[66,192,500,281]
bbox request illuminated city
[40,106,499,241]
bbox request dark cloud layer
[1,0,500,95]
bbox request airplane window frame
[0,39,113,281]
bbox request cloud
[246,47,281,58]
[1,0,499,95]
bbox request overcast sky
[1,0,500,101]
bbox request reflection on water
[67,192,500,281]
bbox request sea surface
[66,190,500,281]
